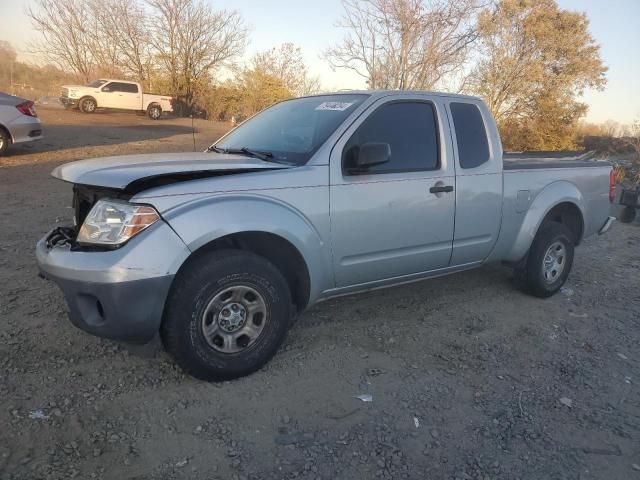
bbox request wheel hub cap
[200,285,268,354]
[543,241,566,284]
[218,302,246,332]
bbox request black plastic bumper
[41,270,174,344]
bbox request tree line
[10,0,621,151]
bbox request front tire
[515,221,575,298]
[161,250,292,381]
[80,97,97,113]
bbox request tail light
[609,168,616,203]
[16,101,37,118]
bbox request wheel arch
[160,194,332,309]
[79,95,97,108]
[176,231,311,312]
[0,123,13,144]
[506,181,586,262]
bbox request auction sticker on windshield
[315,102,354,111]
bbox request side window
[104,82,138,93]
[343,101,439,175]
[450,102,490,169]
[121,83,139,93]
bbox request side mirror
[347,142,391,173]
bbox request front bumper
[36,221,191,343]
[59,97,79,108]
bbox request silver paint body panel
[42,90,613,309]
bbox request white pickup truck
[59,79,173,119]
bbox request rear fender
[506,181,585,262]
[161,194,331,303]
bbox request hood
[61,85,88,90]
[51,152,291,192]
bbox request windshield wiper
[208,145,295,165]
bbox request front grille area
[60,88,69,98]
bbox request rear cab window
[343,101,440,175]
[449,102,490,169]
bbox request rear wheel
[80,97,96,113]
[161,250,292,381]
[147,104,162,120]
[0,129,9,156]
[515,221,575,298]
[619,206,636,223]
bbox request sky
[1,0,638,124]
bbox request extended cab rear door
[99,82,141,110]
[445,99,503,265]
[329,94,456,287]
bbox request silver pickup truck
[36,91,615,380]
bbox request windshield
[214,94,369,165]
[87,79,108,88]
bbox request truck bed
[503,151,609,170]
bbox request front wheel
[161,250,293,381]
[515,221,575,298]
[80,97,96,113]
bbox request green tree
[471,0,606,150]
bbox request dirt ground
[1,107,639,480]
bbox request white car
[59,79,174,120]
[0,92,43,156]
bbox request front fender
[161,193,332,303]
[505,181,585,262]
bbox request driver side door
[329,96,456,288]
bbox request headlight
[68,89,78,97]
[77,199,160,246]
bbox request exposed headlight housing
[77,199,160,246]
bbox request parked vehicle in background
[59,79,173,120]
[35,96,64,109]
[36,91,615,381]
[0,92,43,156]
[618,185,639,223]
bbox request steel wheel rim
[201,285,268,354]
[543,240,566,284]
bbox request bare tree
[324,0,480,90]
[147,0,249,110]
[26,0,95,81]
[90,0,153,87]
[252,43,321,97]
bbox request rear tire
[147,104,162,120]
[80,97,97,114]
[515,221,575,298]
[161,250,292,381]
[619,206,636,223]
[0,129,9,156]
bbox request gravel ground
[1,107,639,480]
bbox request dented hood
[51,152,291,191]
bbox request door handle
[429,185,454,194]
